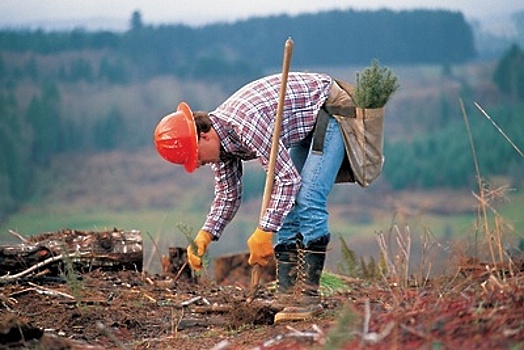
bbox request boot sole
[274,304,323,324]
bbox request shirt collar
[209,113,257,161]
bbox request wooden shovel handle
[248,38,294,303]
[259,37,294,221]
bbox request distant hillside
[1,8,522,222]
[0,9,475,83]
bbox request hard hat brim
[177,102,199,173]
[154,102,199,173]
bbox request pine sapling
[354,59,399,109]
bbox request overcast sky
[1,0,523,31]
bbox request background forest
[0,9,523,265]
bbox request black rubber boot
[272,243,298,309]
[300,235,329,303]
[274,234,329,323]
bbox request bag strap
[312,108,330,155]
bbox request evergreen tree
[493,44,524,101]
[93,106,124,150]
[0,89,32,219]
[130,11,144,31]
[98,56,128,84]
[26,82,63,166]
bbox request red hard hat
[154,102,198,173]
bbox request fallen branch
[210,340,230,350]
[8,230,29,243]
[400,323,432,341]
[9,287,75,301]
[27,282,76,300]
[260,325,326,348]
[0,252,93,282]
[193,304,232,313]
[179,296,202,307]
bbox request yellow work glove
[187,230,213,271]
[247,228,274,266]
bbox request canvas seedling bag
[324,80,385,187]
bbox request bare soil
[1,259,523,349]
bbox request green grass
[499,191,524,231]
[0,205,470,248]
[330,213,476,240]
[3,191,521,245]
[0,206,201,247]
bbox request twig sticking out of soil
[361,299,395,343]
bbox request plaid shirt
[202,72,333,238]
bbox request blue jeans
[277,114,345,247]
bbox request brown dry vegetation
[1,247,523,349]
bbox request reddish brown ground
[1,260,523,350]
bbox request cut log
[214,252,276,287]
[0,228,143,281]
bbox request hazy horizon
[1,1,522,36]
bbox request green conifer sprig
[354,59,399,109]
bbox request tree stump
[214,252,276,287]
[161,247,195,283]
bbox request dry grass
[323,100,523,349]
